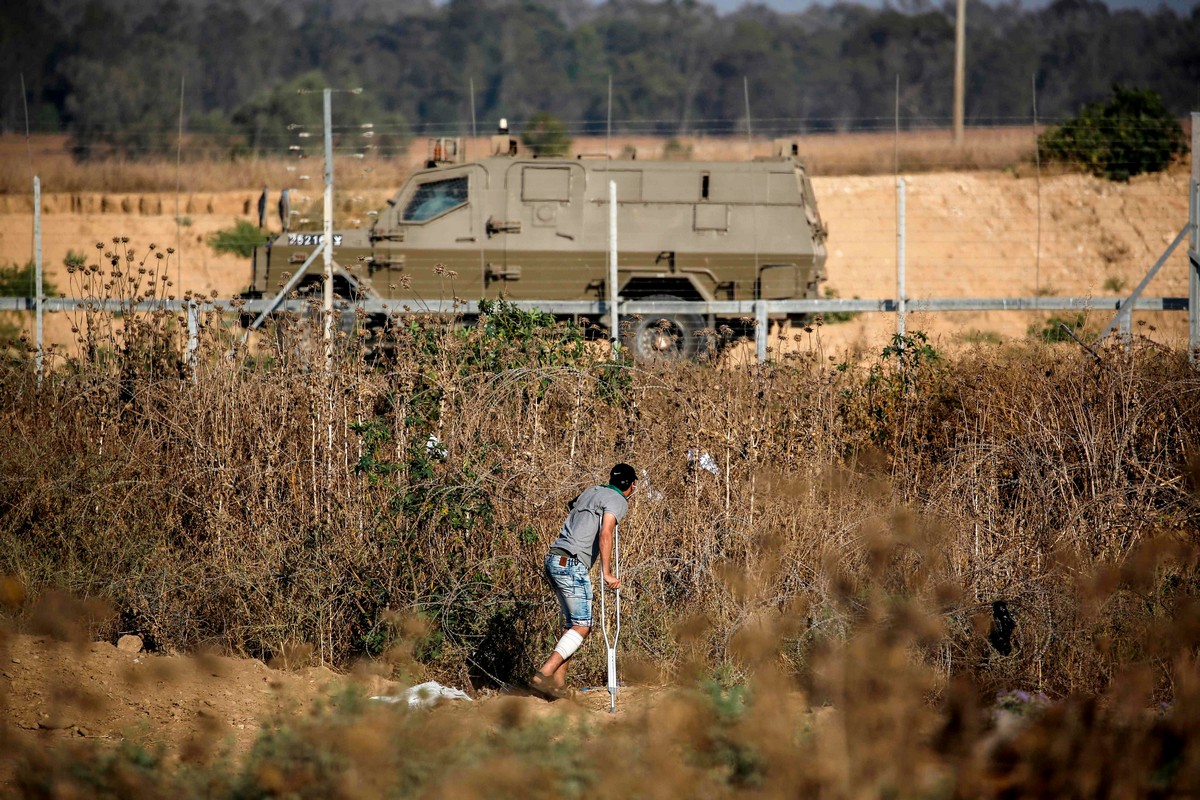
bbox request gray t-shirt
[550,484,628,570]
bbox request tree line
[2,0,1197,158]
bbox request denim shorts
[544,553,593,628]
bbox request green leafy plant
[699,678,764,788]
[1038,85,1186,182]
[821,286,861,324]
[207,219,267,258]
[473,297,588,371]
[1029,313,1092,343]
[845,330,944,447]
[0,260,59,345]
[63,250,88,270]
[0,260,57,297]
[881,330,939,372]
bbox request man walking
[530,463,637,698]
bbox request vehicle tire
[621,294,708,362]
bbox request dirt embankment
[0,629,627,773]
[1,632,342,756]
[0,168,1192,353]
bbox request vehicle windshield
[403,176,468,222]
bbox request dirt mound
[0,632,348,757]
[0,630,633,778]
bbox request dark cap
[609,463,637,491]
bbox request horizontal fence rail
[0,296,1190,316]
[4,295,1191,367]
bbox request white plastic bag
[687,449,721,476]
[370,681,472,708]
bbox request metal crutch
[600,523,620,713]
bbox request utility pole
[953,0,966,147]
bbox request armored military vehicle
[247,128,827,359]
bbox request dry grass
[0,134,413,195]
[2,243,1200,794]
[591,125,1041,176]
[0,127,1042,195]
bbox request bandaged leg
[552,628,585,661]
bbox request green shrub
[0,260,58,297]
[1038,85,1186,182]
[0,261,59,346]
[1103,276,1127,293]
[1029,313,1092,343]
[63,250,88,270]
[662,138,693,160]
[821,287,861,324]
[520,112,572,157]
[207,219,267,258]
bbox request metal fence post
[322,88,334,374]
[187,300,199,380]
[897,177,907,341]
[609,179,619,358]
[755,299,768,364]
[34,176,43,386]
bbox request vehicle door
[372,164,491,300]
[492,162,585,299]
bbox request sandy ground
[0,629,646,781]
[0,166,1193,355]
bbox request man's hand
[603,572,621,591]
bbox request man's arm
[598,512,620,590]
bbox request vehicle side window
[403,176,468,222]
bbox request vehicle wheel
[621,294,707,362]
